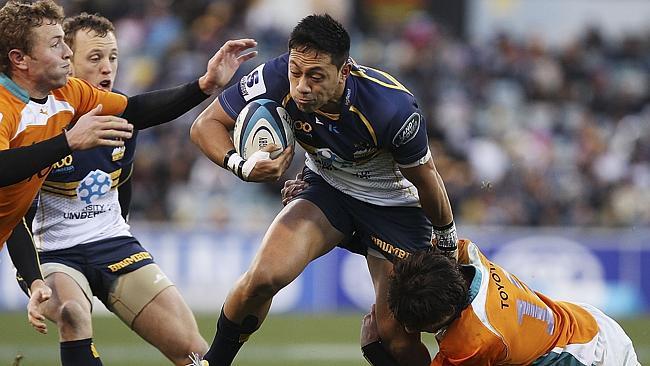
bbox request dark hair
[388,251,469,331]
[288,14,350,69]
[0,0,64,74]
[63,13,115,51]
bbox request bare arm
[401,157,457,254]
[190,98,293,182]
[400,158,453,227]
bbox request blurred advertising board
[1,225,648,316]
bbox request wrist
[361,341,398,366]
[224,149,245,179]
[198,75,218,95]
[29,279,46,293]
[62,129,77,151]
[432,220,458,252]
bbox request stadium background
[1,0,649,364]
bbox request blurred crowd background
[53,0,649,229]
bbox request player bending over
[360,240,640,366]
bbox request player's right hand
[360,304,380,347]
[27,279,51,334]
[281,172,308,206]
[244,144,294,182]
[65,104,134,150]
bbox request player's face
[70,30,118,91]
[25,22,72,91]
[288,49,347,113]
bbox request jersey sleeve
[218,53,291,120]
[64,77,128,119]
[384,95,430,167]
[0,108,14,150]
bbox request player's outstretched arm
[198,39,258,95]
[120,39,257,130]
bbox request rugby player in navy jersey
[5,11,257,366]
[190,14,457,366]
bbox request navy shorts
[296,168,433,261]
[37,236,155,304]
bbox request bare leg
[131,286,208,366]
[205,199,345,365]
[223,199,344,323]
[367,255,431,366]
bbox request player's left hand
[27,279,51,334]
[281,172,308,206]
[199,39,258,94]
[360,304,381,347]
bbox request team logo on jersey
[111,146,125,161]
[392,112,421,147]
[76,170,112,204]
[240,63,266,101]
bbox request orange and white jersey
[0,74,127,246]
[433,239,600,366]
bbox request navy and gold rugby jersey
[219,53,430,207]
[32,125,137,251]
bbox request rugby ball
[233,99,295,159]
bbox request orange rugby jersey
[432,239,599,366]
[0,75,127,246]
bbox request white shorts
[579,303,640,366]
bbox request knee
[57,300,91,332]
[239,267,290,300]
[170,335,208,366]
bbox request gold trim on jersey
[315,109,340,121]
[41,169,122,196]
[348,106,378,145]
[115,165,134,188]
[282,93,292,107]
[350,67,412,95]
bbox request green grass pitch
[1,312,649,365]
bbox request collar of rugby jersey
[0,73,30,103]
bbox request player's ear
[8,49,29,71]
[339,62,351,82]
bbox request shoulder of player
[349,82,419,143]
[237,53,290,103]
[440,311,507,361]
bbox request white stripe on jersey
[14,97,74,140]
[304,150,421,207]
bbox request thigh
[107,263,173,327]
[248,198,346,285]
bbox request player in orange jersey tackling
[359,239,640,366]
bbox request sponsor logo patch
[392,112,421,147]
[240,63,266,102]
